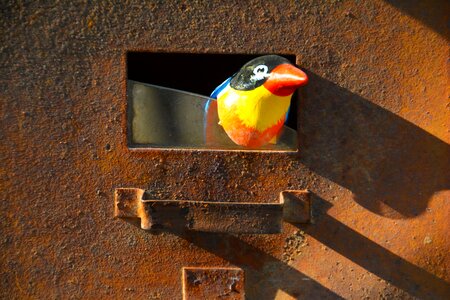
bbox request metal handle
[114,188,310,234]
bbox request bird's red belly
[222,113,284,147]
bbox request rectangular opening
[126,52,299,151]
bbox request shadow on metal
[299,72,450,219]
[383,0,449,39]
[174,230,344,300]
[294,195,450,299]
[132,195,450,300]
[118,214,341,299]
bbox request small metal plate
[281,190,311,223]
[182,267,244,300]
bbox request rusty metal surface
[115,188,309,233]
[183,267,244,300]
[1,1,449,299]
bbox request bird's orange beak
[263,64,308,96]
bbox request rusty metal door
[1,1,449,299]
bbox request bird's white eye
[251,64,269,81]
[254,65,268,74]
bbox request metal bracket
[114,188,310,234]
[182,267,244,300]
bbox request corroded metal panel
[1,1,449,299]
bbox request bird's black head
[230,55,292,91]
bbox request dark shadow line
[383,0,449,39]
[298,72,450,219]
[296,197,450,299]
[173,230,344,300]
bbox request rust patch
[282,230,307,263]
[183,267,244,300]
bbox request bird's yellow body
[217,85,291,147]
[218,85,291,131]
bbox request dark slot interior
[127,52,298,129]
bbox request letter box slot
[114,188,310,234]
[126,52,300,152]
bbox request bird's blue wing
[285,106,290,124]
[210,76,232,99]
[204,77,232,143]
[205,76,231,117]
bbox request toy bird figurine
[209,55,308,147]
